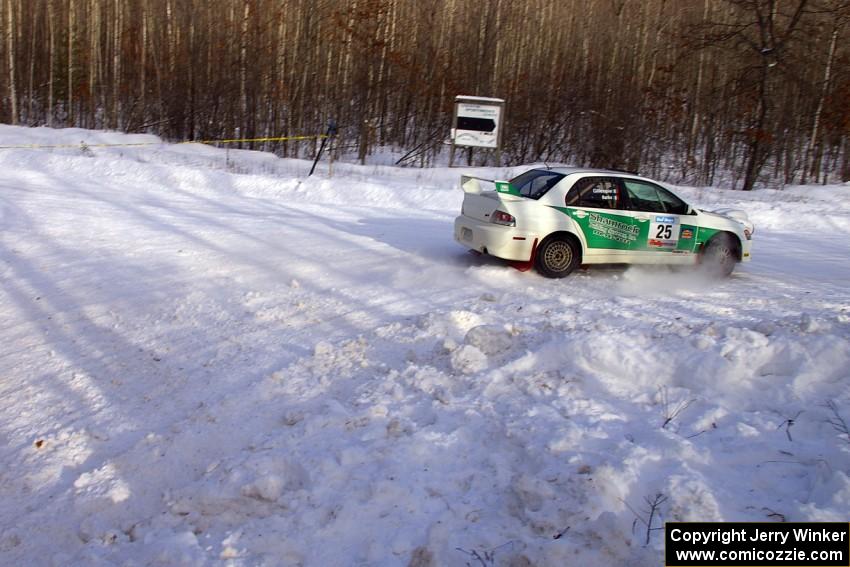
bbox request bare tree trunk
[112,0,122,129]
[47,0,54,126]
[89,0,99,127]
[68,0,74,124]
[27,0,35,123]
[688,0,710,179]
[490,0,502,95]
[6,0,18,124]
[803,24,838,185]
[140,0,147,128]
[741,63,769,191]
[187,12,195,138]
[739,0,810,191]
[239,0,249,140]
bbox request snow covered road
[1,126,849,566]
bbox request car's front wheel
[701,234,737,277]
[535,235,580,278]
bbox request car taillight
[491,210,516,227]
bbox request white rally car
[453,167,753,278]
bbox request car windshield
[508,169,565,200]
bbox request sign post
[309,118,338,177]
[449,95,505,167]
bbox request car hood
[699,208,754,234]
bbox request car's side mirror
[686,205,697,215]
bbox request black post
[309,119,338,177]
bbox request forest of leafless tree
[1,0,848,188]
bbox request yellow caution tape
[0,134,327,150]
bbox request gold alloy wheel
[542,240,573,271]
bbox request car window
[622,180,666,213]
[565,177,622,209]
[654,185,689,215]
[509,170,565,199]
[623,180,689,214]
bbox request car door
[620,179,698,257]
[561,176,639,257]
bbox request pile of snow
[1,125,849,566]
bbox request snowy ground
[1,125,849,566]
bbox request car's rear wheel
[701,234,737,278]
[535,235,580,278]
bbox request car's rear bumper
[454,216,536,262]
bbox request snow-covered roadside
[1,126,849,566]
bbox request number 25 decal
[655,224,673,239]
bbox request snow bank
[1,126,849,566]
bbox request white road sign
[453,96,504,149]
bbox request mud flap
[509,238,538,272]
